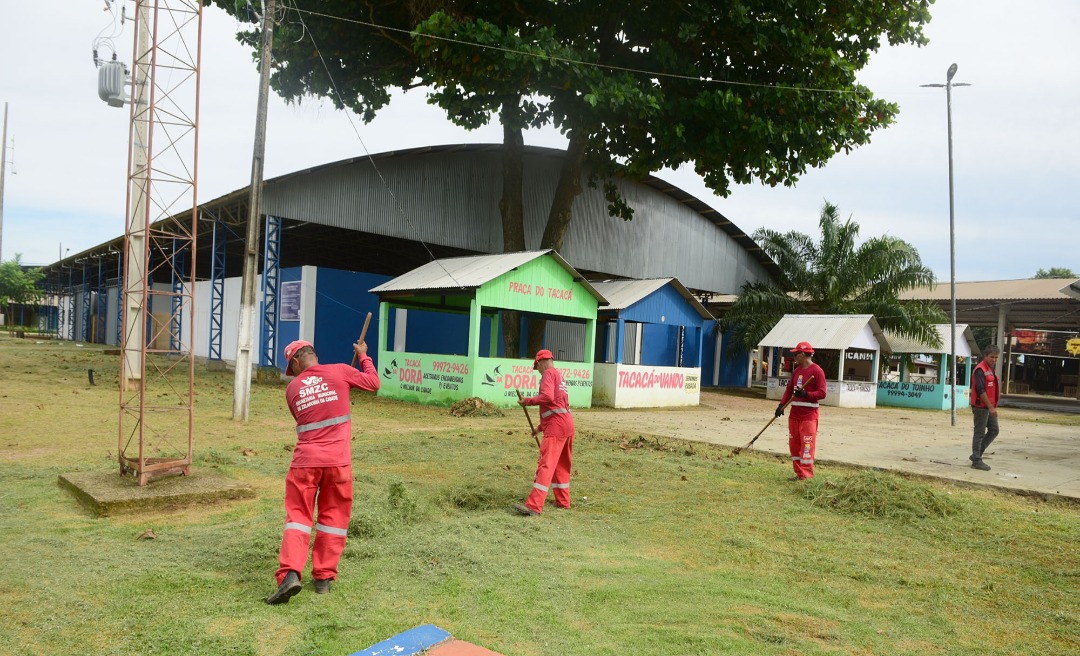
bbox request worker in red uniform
[775,341,827,480]
[513,349,574,516]
[968,344,1001,471]
[266,337,380,605]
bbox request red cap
[283,340,314,363]
[792,341,815,355]
[533,349,554,369]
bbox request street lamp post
[922,63,970,427]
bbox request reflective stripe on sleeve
[296,413,351,434]
[285,521,312,533]
[541,407,569,419]
[315,523,348,537]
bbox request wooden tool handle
[350,312,373,367]
[516,389,541,450]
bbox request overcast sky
[1,1,1077,284]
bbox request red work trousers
[275,465,352,584]
[524,432,573,514]
[787,415,818,479]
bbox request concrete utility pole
[0,101,8,262]
[121,5,152,390]
[233,0,277,421]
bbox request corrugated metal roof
[591,278,713,320]
[885,324,980,357]
[901,278,1080,301]
[759,314,890,352]
[369,249,607,304]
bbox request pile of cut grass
[448,397,505,417]
[802,469,958,519]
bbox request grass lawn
[0,336,1077,655]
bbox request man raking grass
[267,336,381,605]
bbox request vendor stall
[369,250,606,408]
[590,278,713,407]
[878,324,978,410]
[757,314,890,408]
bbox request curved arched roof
[42,143,779,295]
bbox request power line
[288,6,873,97]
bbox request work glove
[774,404,785,418]
[793,387,808,398]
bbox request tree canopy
[0,254,45,327]
[721,202,946,354]
[1034,267,1077,279]
[214,0,933,225]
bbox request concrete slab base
[58,468,255,517]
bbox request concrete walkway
[574,390,1080,502]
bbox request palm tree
[723,202,946,355]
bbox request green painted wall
[478,257,598,318]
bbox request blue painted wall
[313,268,391,367]
[717,325,749,387]
[384,307,501,358]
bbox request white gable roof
[759,314,890,352]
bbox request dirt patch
[574,389,1080,501]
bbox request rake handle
[350,312,373,367]
[516,389,541,450]
[738,375,816,453]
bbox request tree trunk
[528,130,590,356]
[499,100,527,359]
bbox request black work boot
[314,579,332,595]
[511,503,540,517]
[266,570,302,605]
[971,460,991,471]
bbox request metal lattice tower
[260,215,281,367]
[118,0,202,486]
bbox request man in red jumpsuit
[266,337,380,605]
[775,341,826,480]
[513,349,574,516]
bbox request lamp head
[947,63,958,82]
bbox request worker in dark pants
[969,345,1001,471]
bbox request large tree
[214,0,933,352]
[721,202,946,360]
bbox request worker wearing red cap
[513,349,574,516]
[775,341,827,480]
[266,337,380,605]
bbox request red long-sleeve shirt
[284,357,380,468]
[780,363,827,420]
[521,367,574,438]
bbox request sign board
[592,363,701,408]
[280,281,301,321]
[1011,329,1080,359]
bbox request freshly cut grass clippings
[439,483,511,511]
[802,470,958,519]
[448,397,504,417]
